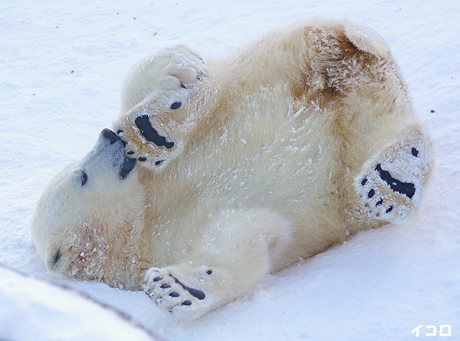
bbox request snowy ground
[1,0,459,340]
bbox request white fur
[32,18,433,320]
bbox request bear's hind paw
[355,125,433,222]
[143,267,208,320]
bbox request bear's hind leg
[143,209,293,320]
[354,123,433,222]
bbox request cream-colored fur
[32,18,433,320]
[31,131,146,289]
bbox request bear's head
[31,129,145,276]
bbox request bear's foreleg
[143,208,293,320]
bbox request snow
[0,266,153,341]
[1,0,459,340]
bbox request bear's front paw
[143,267,211,320]
[355,125,433,222]
[160,45,207,90]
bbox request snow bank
[0,266,156,341]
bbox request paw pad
[375,164,415,199]
[354,125,433,223]
[357,161,417,221]
[134,115,175,149]
[170,101,182,110]
[368,189,375,198]
[143,267,208,318]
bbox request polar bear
[31,18,433,320]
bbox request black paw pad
[170,101,181,110]
[182,300,192,306]
[160,284,171,289]
[368,189,375,198]
[411,148,419,157]
[375,164,415,198]
[170,275,206,300]
[135,115,175,149]
[185,287,205,300]
[169,292,180,297]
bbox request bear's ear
[343,21,390,58]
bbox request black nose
[102,129,120,144]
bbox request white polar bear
[31,18,433,321]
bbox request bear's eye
[79,171,88,186]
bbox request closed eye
[80,171,88,186]
[52,248,61,269]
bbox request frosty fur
[31,18,433,321]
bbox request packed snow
[0,266,154,341]
[1,0,459,340]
